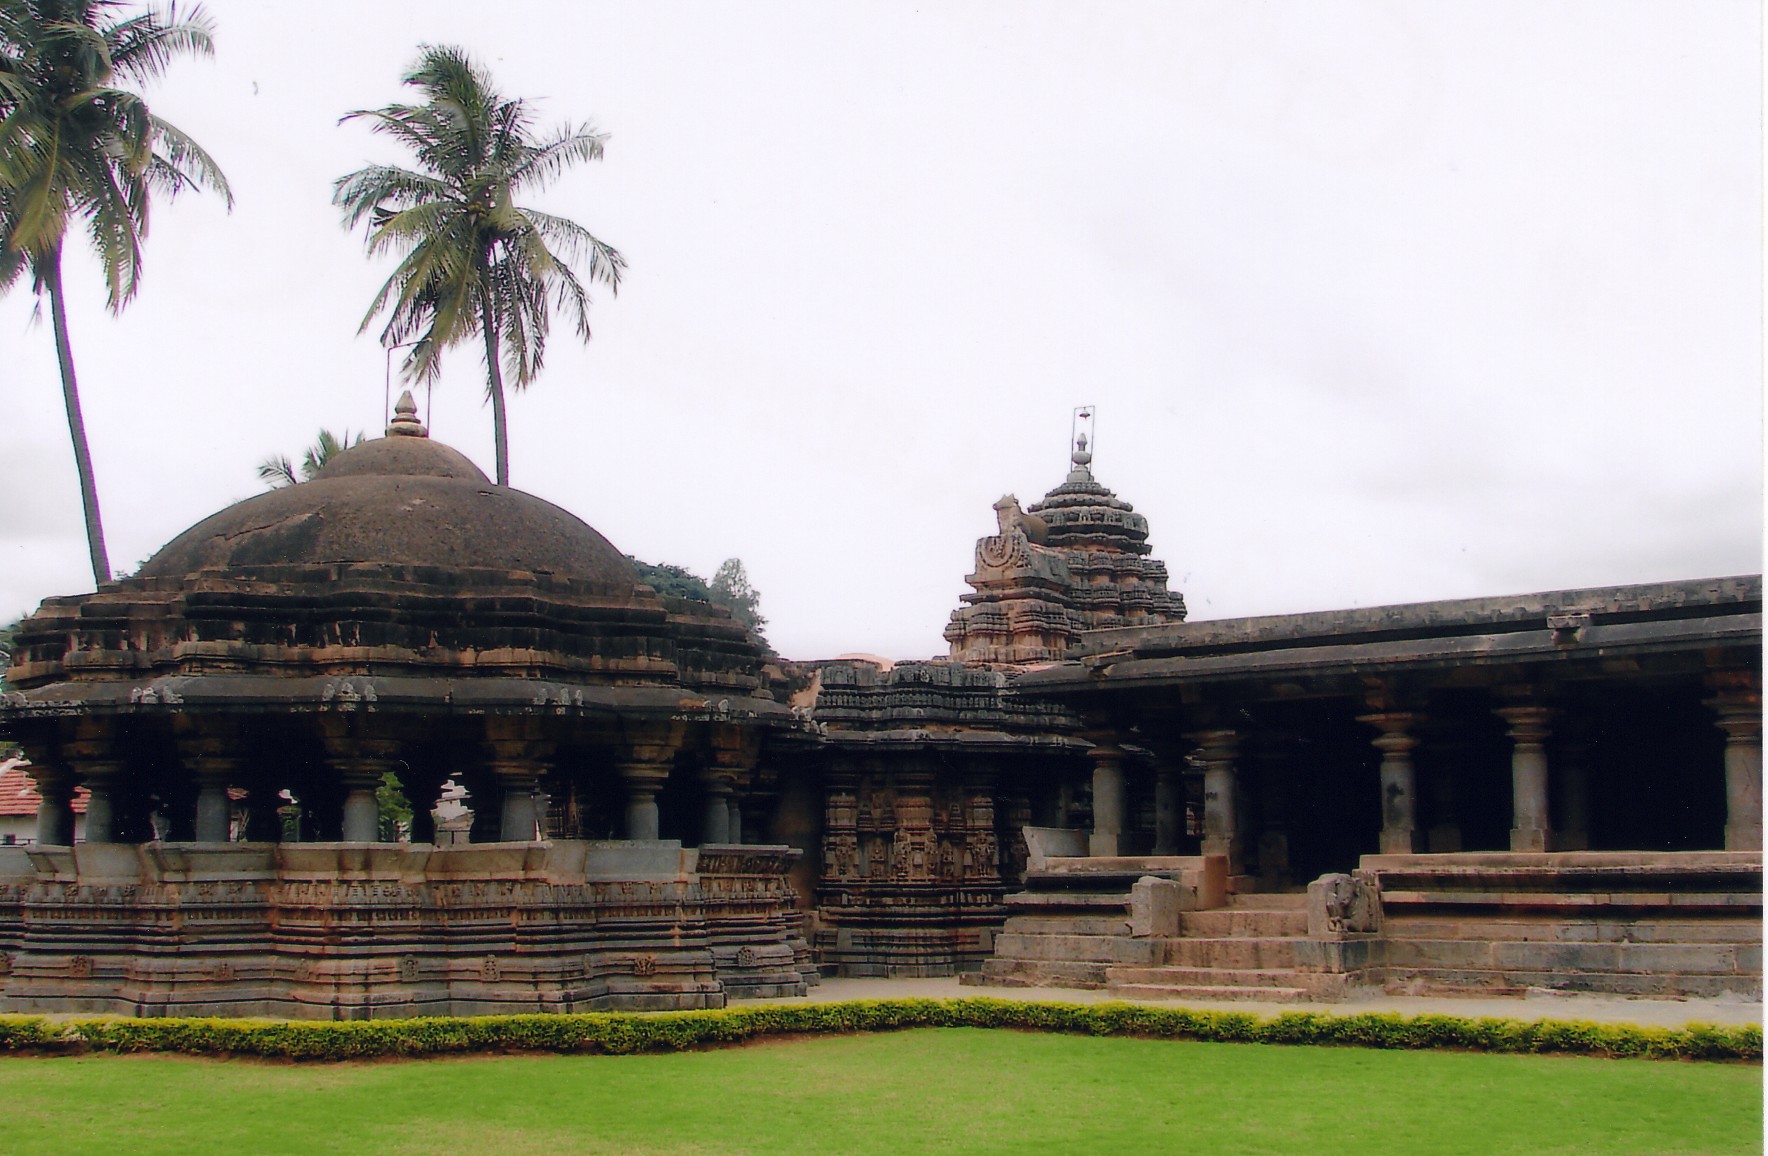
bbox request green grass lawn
[0,1028,1757,1155]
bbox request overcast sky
[1,1,1760,661]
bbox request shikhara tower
[945,409,1186,665]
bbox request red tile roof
[0,759,91,817]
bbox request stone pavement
[752,976,1764,1028]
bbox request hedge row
[0,999,1757,1063]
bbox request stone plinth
[0,840,809,1017]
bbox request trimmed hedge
[0,999,1756,1063]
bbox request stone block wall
[0,841,811,1018]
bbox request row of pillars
[1086,681,1765,867]
[36,755,754,848]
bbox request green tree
[627,556,713,602]
[710,557,768,642]
[257,427,365,488]
[334,45,623,488]
[0,0,231,585]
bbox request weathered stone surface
[0,840,809,1016]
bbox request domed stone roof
[1025,461,1153,555]
[5,393,776,701]
[140,398,636,586]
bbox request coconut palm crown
[0,0,231,586]
[335,46,624,487]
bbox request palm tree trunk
[44,248,113,587]
[481,294,509,486]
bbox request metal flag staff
[1071,405,1095,468]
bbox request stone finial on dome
[388,390,428,438]
[1069,405,1095,481]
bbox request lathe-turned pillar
[1190,728,1243,877]
[1707,673,1763,852]
[1358,711,1422,855]
[1087,742,1127,857]
[1495,701,1555,853]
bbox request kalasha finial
[388,390,428,438]
[1070,405,1095,470]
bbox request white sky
[1,0,1761,661]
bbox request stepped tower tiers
[945,414,1186,665]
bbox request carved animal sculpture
[993,495,1049,543]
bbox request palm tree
[257,427,365,489]
[335,45,623,488]
[0,0,231,586]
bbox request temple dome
[1026,462,1154,555]
[139,411,637,586]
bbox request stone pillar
[31,766,76,847]
[1707,682,1763,851]
[1358,712,1422,855]
[1152,766,1181,855]
[1496,704,1554,852]
[76,761,124,844]
[1191,729,1242,877]
[618,762,670,840]
[702,777,732,845]
[340,773,381,843]
[191,758,238,843]
[492,762,545,843]
[727,798,745,844]
[1087,744,1126,857]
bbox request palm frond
[257,454,298,489]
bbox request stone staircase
[1105,893,1322,1003]
[964,875,1154,990]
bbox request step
[1005,891,1132,911]
[1109,965,1307,989]
[1227,892,1310,910]
[1003,914,1132,937]
[1181,909,1309,937]
[991,933,1163,965]
[1162,937,1301,970]
[1106,982,1311,1004]
[975,958,1109,988]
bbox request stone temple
[0,397,1758,1015]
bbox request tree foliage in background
[257,427,365,488]
[630,557,771,652]
[710,557,769,648]
[334,45,623,488]
[0,0,231,585]
[627,557,712,602]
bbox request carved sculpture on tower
[945,409,1186,665]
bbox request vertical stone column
[701,775,733,845]
[337,765,384,843]
[1190,729,1242,877]
[1495,703,1554,853]
[76,761,124,844]
[190,757,239,843]
[1707,678,1763,852]
[1087,743,1126,857]
[30,764,76,847]
[1152,765,1181,855]
[618,762,671,840]
[727,798,746,844]
[490,761,546,843]
[1358,712,1422,855]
